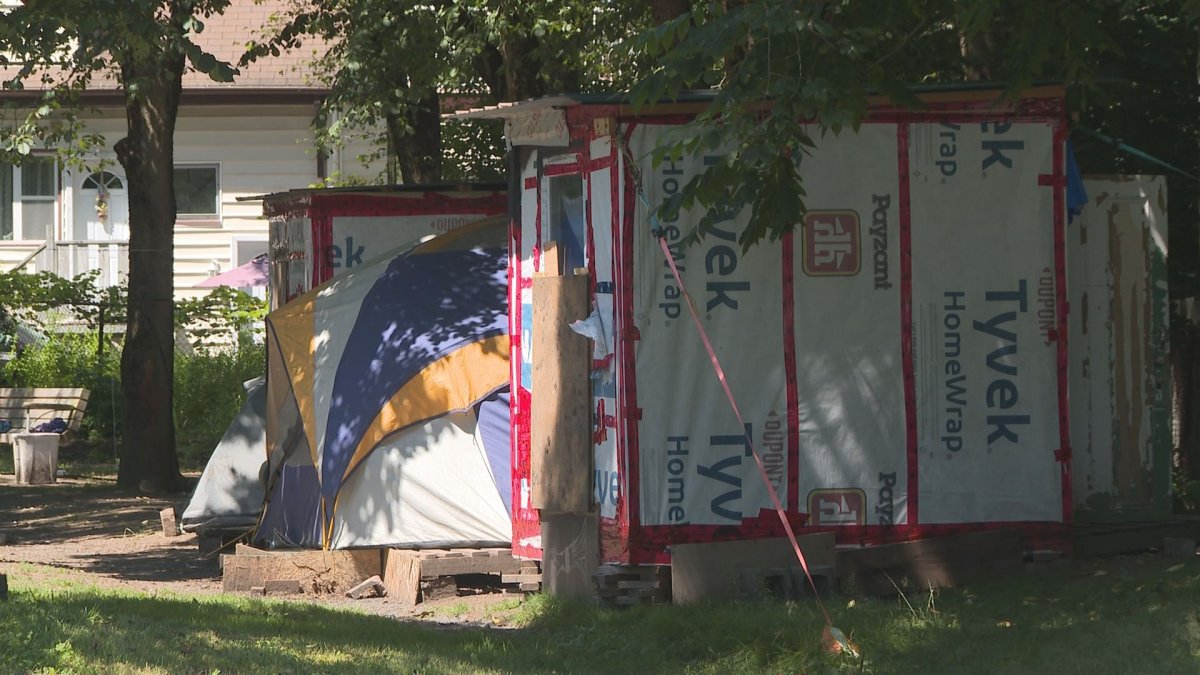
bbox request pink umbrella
[195,253,269,289]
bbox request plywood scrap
[671,534,836,604]
[159,508,178,537]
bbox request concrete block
[671,534,836,604]
[1163,537,1196,558]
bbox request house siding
[1,103,333,300]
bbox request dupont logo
[808,488,866,526]
[802,211,860,276]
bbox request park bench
[0,387,90,445]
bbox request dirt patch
[0,475,529,625]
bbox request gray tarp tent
[180,377,267,533]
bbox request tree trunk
[114,47,186,493]
[386,91,443,184]
[652,0,690,25]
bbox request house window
[0,164,11,240]
[81,170,123,191]
[232,237,268,301]
[174,165,219,219]
[12,156,58,241]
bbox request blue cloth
[32,417,67,434]
[0,420,10,433]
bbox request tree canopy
[628,0,1124,249]
[0,0,239,491]
[245,0,661,183]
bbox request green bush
[173,341,265,463]
[1,333,121,442]
[2,333,265,462]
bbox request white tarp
[631,124,787,527]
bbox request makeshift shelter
[262,183,506,308]
[450,86,1131,565]
[180,377,268,534]
[254,217,513,550]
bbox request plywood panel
[836,529,1023,596]
[530,274,591,513]
[671,534,836,604]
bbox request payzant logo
[808,488,866,526]
[802,211,860,276]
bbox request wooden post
[531,266,596,598]
[530,273,592,513]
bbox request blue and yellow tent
[254,218,512,549]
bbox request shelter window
[548,173,585,273]
[175,164,220,219]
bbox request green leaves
[0,270,121,334]
[628,0,1125,250]
[183,41,238,83]
[175,286,266,350]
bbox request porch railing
[50,240,130,288]
[1,240,130,288]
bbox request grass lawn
[2,554,1198,674]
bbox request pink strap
[659,236,832,625]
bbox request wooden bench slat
[0,387,87,399]
[0,387,91,444]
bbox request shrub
[2,332,265,458]
[174,340,265,458]
[1,333,120,442]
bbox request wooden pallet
[594,564,671,606]
[383,547,541,605]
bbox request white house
[0,0,381,299]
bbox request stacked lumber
[383,548,540,605]
[594,564,671,606]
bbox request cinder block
[1163,537,1196,558]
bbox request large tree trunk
[386,91,443,184]
[114,47,186,493]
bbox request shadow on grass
[4,558,1198,674]
[0,586,843,674]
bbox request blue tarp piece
[1066,140,1088,223]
